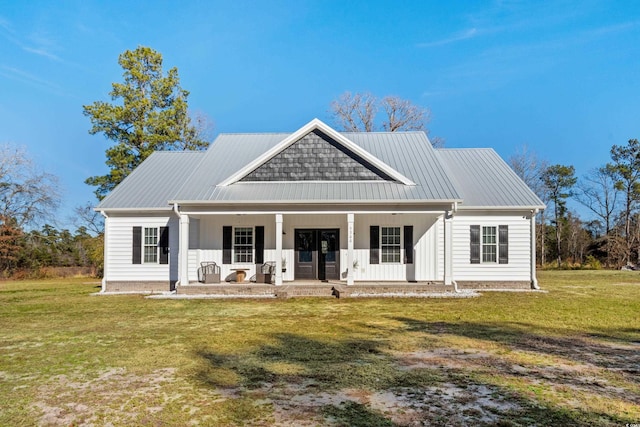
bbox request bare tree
[329,92,443,146]
[0,143,60,227]
[381,95,430,132]
[178,110,215,150]
[330,92,377,132]
[72,202,105,236]
[508,145,549,264]
[575,166,619,236]
[508,145,548,199]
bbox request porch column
[444,210,453,285]
[100,212,109,292]
[347,213,354,285]
[531,209,540,289]
[179,214,190,286]
[275,214,283,286]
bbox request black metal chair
[255,262,275,284]
[197,262,221,284]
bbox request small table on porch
[232,269,249,283]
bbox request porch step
[277,284,337,298]
[333,283,453,298]
[176,284,275,296]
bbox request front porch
[176,208,456,288]
[175,280,460,298]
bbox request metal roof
[172,130,462,203]
[97,151,205,210]
[96,123,544,211]
[436,148,545,209]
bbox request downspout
[531,209,540,290]
[100,211,108,293]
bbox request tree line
[511,139,640,269]
[1,45,636,277]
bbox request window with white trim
[234,227,253,263]
[381,226,401,263]
[482,226,497,263]
[144,227,159,263]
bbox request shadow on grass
[322,401,394,427]
[196,333,440,391]
[392,317,640,375]
[193,331,636,426]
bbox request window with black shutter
[470,225,480,264]
[370,225,379,264]
[132,226,142,264]
[223,226,232,264]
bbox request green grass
[1,271,639,426]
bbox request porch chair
[255,261,275,284]
[197,262,221,284]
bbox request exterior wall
[189,214,277,282]
[104,214,179,290]
[188,213,442,282]
[102,210,533,288]
[451,211,532,282]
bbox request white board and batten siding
[187,213,443,283]
[352,213,441,282]
[105,215,179,282]
[451,212,532,281]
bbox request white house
[96,118,545,294]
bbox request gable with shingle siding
[240,130,394,182]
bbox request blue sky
[1,0,639,227]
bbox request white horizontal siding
[451,213,531,281]
[105,215,178,282]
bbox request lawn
[1,271,639,426]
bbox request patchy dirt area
[30,340,640,426]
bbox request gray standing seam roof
[97,129,543,210]
[436,148,545,208]
[172,131,462,203]
[97,151,205,210]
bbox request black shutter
[223,226,232,264]
[404,225,414,264]
[370,226,379,264]
[255,226,264,264]
[499,225,509,264]
[132,226,142,264]
[159,226,169,265]
[470,225,480,264]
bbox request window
[470,225,508,264]
[144,227,159,263]
[482,226,497,263]
[234,227,253,263]
[381,226,401,263]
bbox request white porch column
[275,214,283,286]
[444,210,453,285]
[347,213,355,285]
[531,209,540,289]
[179,214,190,286]
[100,212,109,292]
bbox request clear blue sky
[1,0,639,228]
